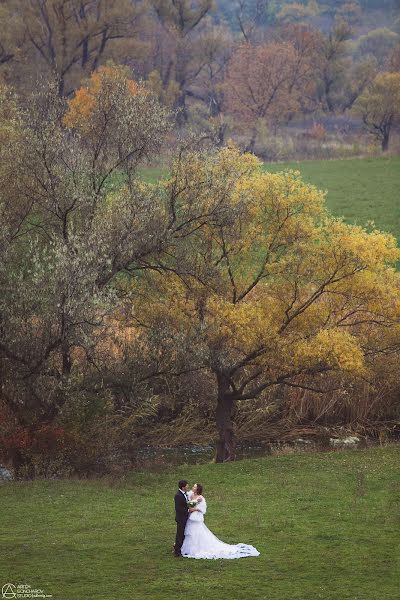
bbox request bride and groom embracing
[173,479,260,560]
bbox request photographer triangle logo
[2,584,16,599]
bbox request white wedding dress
[181,492,260,560]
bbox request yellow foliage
[293,328,367,373]
[131,147,400,386]
[165,145,260,203]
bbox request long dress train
[181,494,260,560]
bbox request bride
[181,483,260,560]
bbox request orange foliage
[63,65,141,131]
[308,123,326,140]
[224,39,316,127]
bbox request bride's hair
[196,483,203,494]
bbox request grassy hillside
[1,445,399,600]
[141,156,400,250]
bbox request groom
[174,479,190,557]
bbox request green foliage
[355,28,399,65]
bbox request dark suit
[174,489,189,556]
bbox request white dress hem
[181,494,260,560]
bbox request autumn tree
[187,26,233,115]
[355,28,399,68]
[177,25,234,144]
[1,0,146,95]
[149,0,217,122]
[224,41,313,149]
[0,0,21,67]
[151,0,214,32]
[2,66,262,476]
[134,147,400,462]
[147,21,233,140]
[314,17,353,112]
[274,23,322,114]
[233,0,271,43]
[277,22,372,115]
[0,65,173,475]
[339,57,377,111]
[353,72,400,150]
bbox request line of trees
[1,66,400,475]
[0,0,399,152]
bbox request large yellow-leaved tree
[133,146,400,462]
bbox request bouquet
[187,499,198,508]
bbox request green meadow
[1,445,399,600]
[266,156,400,241]
[141,156,400,251]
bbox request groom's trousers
[175,520,187,555]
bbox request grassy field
[265,156,400,242]
[141,156,400,250]
[1,445,399,600]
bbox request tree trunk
[175,91,188,126]
[10,448,35,480]
[58,75,66,97]
[246,129,257,154]
[382,128,390,151]
[215,372,236,463]
[216,122,227,147]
